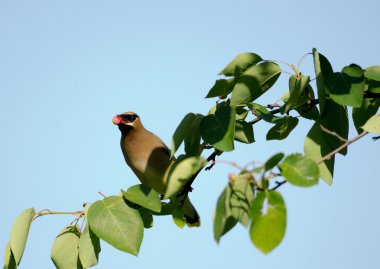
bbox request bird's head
[112,112,142,133]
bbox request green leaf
[51,226,82,269]
[219,52,263,76]
[304,122,335,185]
[264,153,284,171]
[295,84,319,121]
[234,120,254,144]
[172,207,186,229]
[286,75,310,112]
[9,207,35,266]
[87,196,144,256]
[3,242,17,269]
[249,103,294,124]
[250,191,286,254]
[213,186,237,243]
[312,48,334,114]
[362,113,380,134]
[206,78,235,98]
[171,113,196,158]
[200,105,236,152]
[235,106,249,120]
[364,66,380,82]
[229,175,254,227]
[266,117,299,140]
[184,114,204,157]
[326,64,365,107]
[139,208,154,228]
[352,98,380,133]
[230,62,281,106]
[78,224,101,268]
[122,184,162,213]
[279,153,319,187]
[320,100,349,155]
[165,156,206,199]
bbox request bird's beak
[112,115,122,125]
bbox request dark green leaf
[3,242,17,269]
[312,48,333,114]
[230,62,281,106]
[250,191,286,254]
[206,78,235,98]
[295,84,319,121]
[264,153,284,171]
[184,114,204,157]
[229,175,254,227]
[87,196,144,256]
[200,106,236,151]
[213,186,237,243]
[165,156,206,199]
[9,207,35,266]
[362,113,380,134]
[234,120,254,144]
[304,122,335,185]
[266,117,299,140]
[170,113,196,158]
[286,75,310,112]
[364,66,380,82]
[139,208,154,229]
[279,153,319,187]
[320,100,349,155]
[352,98,380,133]
[219,52,263,76]
[51,226,82,269]
[122,184,162,213]
[235,106,249,120]
[326,64,364,107]
[78,224,101,268]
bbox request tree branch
[318,131,368,164]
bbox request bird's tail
[182,197,201,227]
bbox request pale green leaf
[229,175,254,227]
[364,66,380,82]
[51,226,82,269]
[279,153,319,187]
[87,196,144,256]
[122,184,162,213]
[172,207,186,229]
[3,242,17,269]
[362,114,380,134]
[304,122,335,185]
[78,224,101,268]
[165,156,206,199]
[250,191,287,254]
[9,207,35,265]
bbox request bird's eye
[125,115,136,122]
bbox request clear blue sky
[1,1,379,268]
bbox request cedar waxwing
[113,112,200,227]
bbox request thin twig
[318,131,368,164]
[269,180,287,191]
[33,210,84,221]
[319,124,348,143]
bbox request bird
[113,111,200,227]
